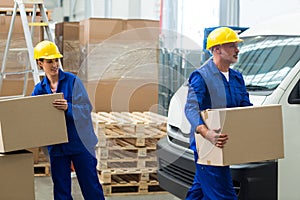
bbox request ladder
[0,0,58,97]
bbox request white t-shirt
[221,71,229,81]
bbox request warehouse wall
[240,0,300,27]
[51,0,160,21]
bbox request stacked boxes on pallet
[92,111,167,196]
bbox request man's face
[219,42,240,64]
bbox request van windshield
[232,35,300,91]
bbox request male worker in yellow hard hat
[184,27,252,199]
[32,40,105,200]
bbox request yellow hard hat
[34,40,63,59]
[206,27,243,50]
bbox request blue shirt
[185,59,252,152]
[32,69,98,156]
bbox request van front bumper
[157,136,278,200]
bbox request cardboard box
[0,79,34,97]
[0,150,35,200]
[85,79,158,112]
[123,19,160,41]
[78,18,159,81]
[0,15,41,37]
[195,105,284,166]
[55,22,80,73]
[79,18,125,45]
[0,0,33,8]
[0,93,68,153]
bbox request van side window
[288,80,300,104]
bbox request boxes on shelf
[0,150,35,200]
[195,104,284,166]
[0,93,68,153]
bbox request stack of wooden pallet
[92,111,167,196]
[27,147,51,177]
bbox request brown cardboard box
[125,19,159,30]
[78,18,159,82]
[0,79,34,97]
[79,18,125,45]
[85,79,158,112]
[195,104,284,166]
[0,150,35,200]
[0,93,68,153]
[123,19,159,41]
[0,15,41,37]
[0,0,33,8]
[55,22,80,73]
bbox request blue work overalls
[185,58,252,200]
[32,69,105,200]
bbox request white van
[157,12,300,200]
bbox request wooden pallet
[102,182,166,196]
[34,162,51,177]
[27,147,49,164]
[97,158,157,171]
[99,168,157,184]
[92,111,167,137]
[97,130,165,147]
[96,146,157,160]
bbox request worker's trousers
[185,154,237,200]
[50,149,105,200]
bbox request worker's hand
[205,129,228,148]
[53,98,68,111]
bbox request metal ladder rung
[19,0,44,4]
[38,70,45,76]
[1,69,33,76]
[9,48,28,51]
[28,22,48,26]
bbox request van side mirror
[288,80,300,104]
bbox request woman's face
[38,58,59,76]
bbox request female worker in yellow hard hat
[184,27,252,200]
[32,40,105,200]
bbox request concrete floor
[34,176,181,200]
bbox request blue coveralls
[185,58,252,200]
[32,69,105,200]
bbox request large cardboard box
[79,18,125,46]
[0,0,33,8]
[78,18,159,82]
[195,105,284,166]
[0,93,68,153]
[0,150,35,200]
[85,79,158,112]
